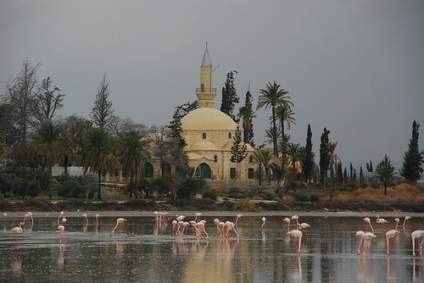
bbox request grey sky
[1,1,423,170]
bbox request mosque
[179,46,256,181]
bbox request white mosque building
[179,46,256,181]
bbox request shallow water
[1,213,423,282]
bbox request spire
[201,42,212,66]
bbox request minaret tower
[196,43,216,108]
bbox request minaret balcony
[196,87,216,93]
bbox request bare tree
[3,60,39,145]
[90,74,115,130]
[33,77,65,124]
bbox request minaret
[196,43,216,108]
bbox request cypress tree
[400,120,423,182]
[319,127,330,187]
[303,124,314,184]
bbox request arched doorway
[195,163,212,178]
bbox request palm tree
[31,121,65,200]
[275,105,296,139]
[257,81,292,156]
[252,149,273,185]
[118,130,151,198]
[82,127,120,200]
[237,105,256,144]
[286,143,302,169]
[375,154,396,196]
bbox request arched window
[145,163,154,178]
[195,163,212,178]
[201,84,205,92]
[202,132,207,139]
[228,132,232,139]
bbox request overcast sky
[1,1,423,170]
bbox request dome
[181,107,236,131]
[190,140,218,151]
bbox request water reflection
[0,214,423,282]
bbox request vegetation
[220,71,239,122]
[0,60,422,212]
[400,120,424,183]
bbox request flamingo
[23,212,33,225]
[214,218,221,235]
[58,225,65,245]
[82,213,88,223]
[225,221,239,238]
[298,223,311,240]
[385,229,400,255]
[362,232,377,254]
[11,222,25,241]
[112,218,127,234]
[363,217,374,232]
[194,212,202,222]
[411,230,424,256]
[403,216,411,227]
[218,221,226,238]
[283,218,291,232]
[291,215,299,228]
[236,214,243,227]
[195,221,209,238]
[261,217,266,229]
[287,229,302,253]
[61,217,67,227]
[376,215,388,231]
[355,231,365,255]
[58,211,65,225]
[394,218,400,230]
[172,220,178,233]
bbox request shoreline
[3,210,424,219]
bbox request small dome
[181,108,237,131]
[190,140,218,151]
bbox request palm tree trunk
[272,106,278,157]
[48,165,53,200]
[97,171,102,200]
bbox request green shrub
[295,194,309,202]
[233,199,258,212]
[203,190,217,200]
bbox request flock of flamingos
[7,211,424,257]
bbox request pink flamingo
[213,218,221,235]
[172,220,178,234]
[261,217,266,229]
[283,218,291,232]
[236,214,243,227]
[287,229,302,253]
[194,212,202,222]
[58,211,65,225]
[361,232,377,255]
[225,221,239,238]
[23,212,33,225]
[394,218,400,230]
[291,215,299,228]
[385,229,400,255]
[58,225,65,245]
[411,230,424,256]
[298,223,311,240]
[195,220,209,239]
[112,218,127,234]
[403,216,411,227]
[355,231,365,255]
[363,217,374,232]
[218,221,226,238]
[11,222,24,241]
[376,215,388,231]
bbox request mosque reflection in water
[0,213,423,283]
